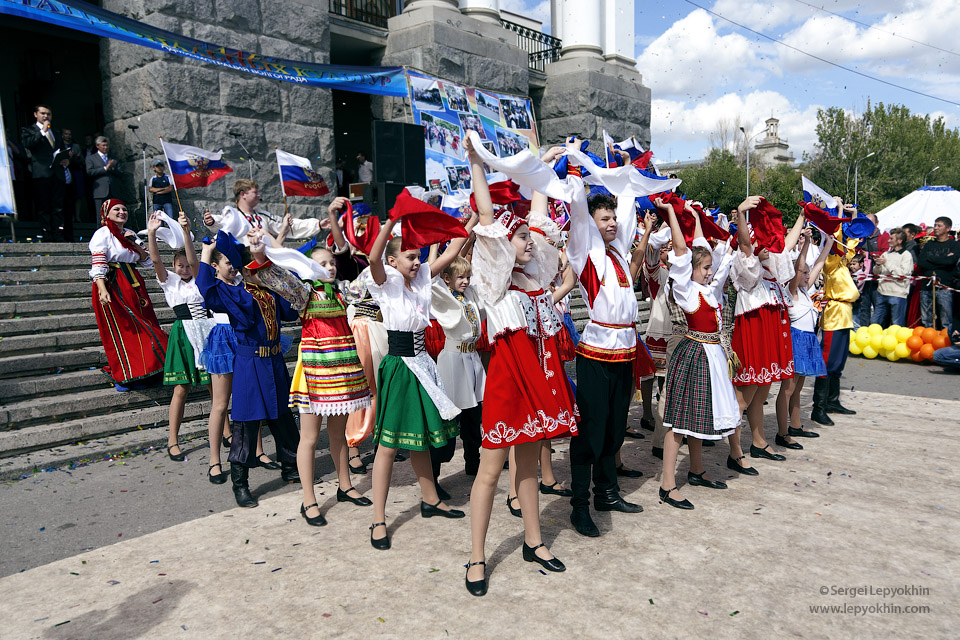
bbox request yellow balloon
[856,326,870,337]
[856,333,871,348]
[886,350,900,362]
[889,324,902,334]
[895,343,911,358]
[862,345,878,359]
[849,341,863,355]
[881,335,898,351]
[868,324,883,335]
[896,327,913,343]
[878,348,888,358]
[870,335,884,350]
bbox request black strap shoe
[775,434,803,450]
[651,446,664,460]
[522,542,565,572]
[221,434,232,449]
[347,454,367,474]
[570,508,600,537]
[208,462,227,485]
[687,471,727,489]
[750,444,787,461]
[624,429,647,439]
[616,465,643,478]
[507,495,522,518]
[788,426,820,438]
[337,487,372,506]
[300,503,327,527]
[726,455,759,476]
[465,561,488,596]
[369,522,390,550]
[640,417,655,431]
[658,486,694,509]
[281,462,300,483]
[594,493,643,513]
[167,444,186,462]
[540,481,573,497]
[256,454,281,470]
[420,500,465,519]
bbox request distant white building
[754,117,795,165]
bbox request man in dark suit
[21,104,69,240]
[86,135,120,215]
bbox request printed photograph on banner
[494,126,529,158]
[475,90,502,123]
[499,96,533,130]
[442,83,470,113]
[446,164,472,191]
[410,75,444,111]
[429,178,448,194]
[458,113,486,140]
[425,155,451,192]
[421,112,464,158]
[480,140,498,157]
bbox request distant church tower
[754,117,795,165]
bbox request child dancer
[197,230,303,508]
[775,230,833,447]
[366,202,469,550]
[89,199,168,390]
[463,137,578,596]
[657,198,739,510]
[145,212,212,463]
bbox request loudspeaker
[371,120,426,187]
[362,182,407,222]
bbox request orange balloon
[910,351,924,362]
[921,328,938,344]
[913,326,926,336]
[932,335,949,350]
[919,344,935,360]
[906,335,924,351]
[942,328,950,337]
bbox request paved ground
[1,358,957,638]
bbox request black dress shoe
[702,439,716,447]
[788,426,820,438]
[652,446,663,460]
[167,445,186,462]
[256,454,281,470]
[624,429,646,439]
[616,465,643,478]
[280,462,300,483]
[826,403,856,415]
[522,542,565,572]
[394,450,407,462]
[370,522,390,550]
[687,471,727,489]
[775,434,803,450]
[658,486,694,510]
[465,561,487,596]
[337,487,372,506]
[750,444,786,461]
[420,500,465,519]
[540,481,573,497]
[300,503,327,527]
[231,466,258,508]
[208,463,228,485]
[507,495,522,518]
[811,407,835,426]
[221,435,232,449]
[464,459,480,477]
[570,508,600,537]
[594,493,643,513]
[726,455,759,476]
[347,454,367,474]
[434,482,451,502]
[640,417,655,432]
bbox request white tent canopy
[875,186,960,231]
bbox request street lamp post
[854,151,875,207]
[739,125,769,198]
[924,165,941,186]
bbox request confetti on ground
[34,617,48,622]
[39,526,45,531]
[107,580,120,585]
[377,617,385,623]
[322,613,332,618]
[54,621,70,627]
[153,598,163,604]
[538,569,547,575]
[253,561,265,565]
[815,512,822,516]
[730,611,740,616]
[150,560,158,563]
[429,568,439,573]
[649,599,654,605]
[698,611,708,616]
[181,625,188,631]
[272,568,282,572]
[921,571,930,576]
[158,573,166,576]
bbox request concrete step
[0,242,91,255]
[0,281,90,301]
[0,269,91,284]
[0,255,88,269]
[0,293,172,317]
[0,309,174,336]
[0,368,114,403]
[0,346,107,379]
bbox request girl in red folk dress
[463,135,578,597]
[89,199,168,389]
[729,198,806,468]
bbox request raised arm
[464,135,494,226]
[783,208,807,253]
[429,214,477,278]
[327,197,350,251]
[146,214,168,283]
[789,234,810,296]
[688,201,704,241]
[179,211,200,278]
[656,197,687,257]
[200,240,216,266]
[368,218,397,286]
[552,253,576,303]
[736,195,762,256]
[532,146,566,214]
[630,212,655,281]
[809,234,833,284]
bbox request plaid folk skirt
[662,336,739,440]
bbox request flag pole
[159,136,185,214]
[275,146,290,216]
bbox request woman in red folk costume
[462,135,578,597]
[729,197,806,469]
[89,199,168,389]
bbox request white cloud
[499,0,551,30]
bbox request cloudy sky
[503,0,960,163]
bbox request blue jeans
[932,345,960,370]
[857,283,878,326]
[921,288,954,330]
[153,202,174,217]
[871,294,908,327]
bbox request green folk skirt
[373,354,459,451]
[163,320,211,387]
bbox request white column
[551,0,563,41]
[560,0,603,60]
[603,0,636,66]
[459,0,500,23]
[404,0,460,12]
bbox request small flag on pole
[276,149,330,197]
[160,139,232,189]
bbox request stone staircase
[0,241,649,459]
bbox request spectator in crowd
[61,128,86,224]
[335,157,353,198]
[918,216,959,330]
[902,223,921,262]
[86,136,121,214]
[857,213,883,326]
[356,151,373,183]
[871,227,914,327]
[20,104,70,240]
[149,159,174,217]
[932,321,960,370]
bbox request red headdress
[493,209,527,239]
[99,199,141,253]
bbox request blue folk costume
[196,232,304,504]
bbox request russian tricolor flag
[160,139,232,189]
[801,176,839,216]
[276,149,330,197]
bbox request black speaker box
[371,120,426,187]
[362,182,407,222]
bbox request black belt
[172,302,211,321]
[387,330,425,357]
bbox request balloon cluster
[849,324,949,362]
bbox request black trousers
[570,357,633,510]
[430,403,484,478]
[32,177,64,238]
[228,412,299,467]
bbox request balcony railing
[329,0,399,29]
[500,19,562,73]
